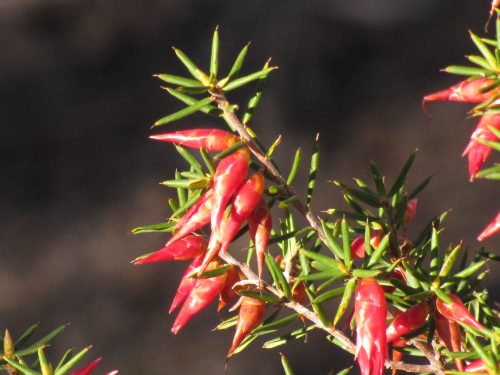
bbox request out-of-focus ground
[0,1,498,373]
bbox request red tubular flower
[248,203,272,279]
[462,113,500,181]
[220,173,264,252]
[465,359,500,373]
[211,148,250,236]
[227,296,266,358]
[169,255,204,314]
[386,302,430,343]
[150,129,239,151]
[435,310,463,371]
[354,278,387,375]
[435,294,485,331]
[166,190,213,245]
[70,358,118,375]
[350,232,382,259]
[133,235,207,264]
[173,189,213,233]
[477,211,500,241]
[423,78,498,104]
[218,267,241,311]
[171,259,227,334]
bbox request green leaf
[54,349,73,372]
[286,149,302,185]
[215,315,238,330]
[155,74,205,88]
[409,175,432,200]
[199,148,215,175]
[301,250,340,271]
[298,270,344,282]
[210,26,219,78]
[439,243,462,277]
[2,357,40,375]
[253,314,300,335]
[336,366,353,375]
[280,353,295,375]
[172,47,209,84]
[369,161,386,196]
[53,346,90,375]
[174,145,204,175]
[388,150,416,197]
[443,65,491,76]
[314,287,345,304]
[15,324,40,348]
[341,217,352,269]
[477,138,500,152]
[333,181,381,207]
[223,67,276,92]
[37,347,50,375]
[226,43,250,82]
[352,269,382,278]
[213,141,247,160]
[265,254,292,300]
[306,134,320,208]
[262,326,314,349]
[367,233,390,268]
[16,325,67,357]
[242,60,271,124]
[153,97,213,127]
[478,251,500,262]
[466,55,494,71]
[320,220,344,260]
[130,222,173,234]
[238,290,279,304]
[163,88,220,116]
[470,32,499,71]
[333,278,356,326]
[160,178,209,190]
[192,264,233,279]
[429,225,440,278]
[433,287,454,304]
[454,259,487,278]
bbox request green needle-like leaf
[320,220,344,260]
[443,65,491,76]
[439,243,462,277]
[367,233,390,267]
[199,148,215,175]
[280,353,295,375]
[470,32,499,71]
[172,47,209,84]
[369,161,386,196]
[15,324,40,348]
[286,148,302,185]
[213,141,247,161]
[16,325,67,357]
[242,60,271,124]
[388,150,416,197]
[54,350,73,372]
[409,175,432,200]
[466,55,494,71]
[155,74,205,88]
[429,226,439,278]
[2,357,40,375]
[163,88,220,116]
[314,287,345,304]
[223,67,276,92]
[341,217,351,269]
[53,347,90,375]
[307,134,320,208]
[210,26,219,79]
[333,278,356,326]
[226,43,250,83]
[153,97,213,127]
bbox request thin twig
[213,92,444,374]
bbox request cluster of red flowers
[424,78,500,241]
[354,280,488,375]
[135,128,272,357]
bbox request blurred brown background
[1,0,499,373]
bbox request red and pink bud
[436,294,485,331]
[248,202,272,279]
[218,267,241,311]
[171,259,227,334]
[169,255,204,314]
[386,302,430,343]
[423,78,498,105]
[462,113,500,181]
[354,278,387,375]
[133,235,207,264]
[477,211,500,241]
[150,129,239,151]
[227,297,266,357]
[350,232,382,259]
[167,190,213,245]
[70,358,118,375]
[219,173,265,252]
[435,310,463,371]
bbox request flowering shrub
[2,3,500,375]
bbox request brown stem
[213,92,445,374]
